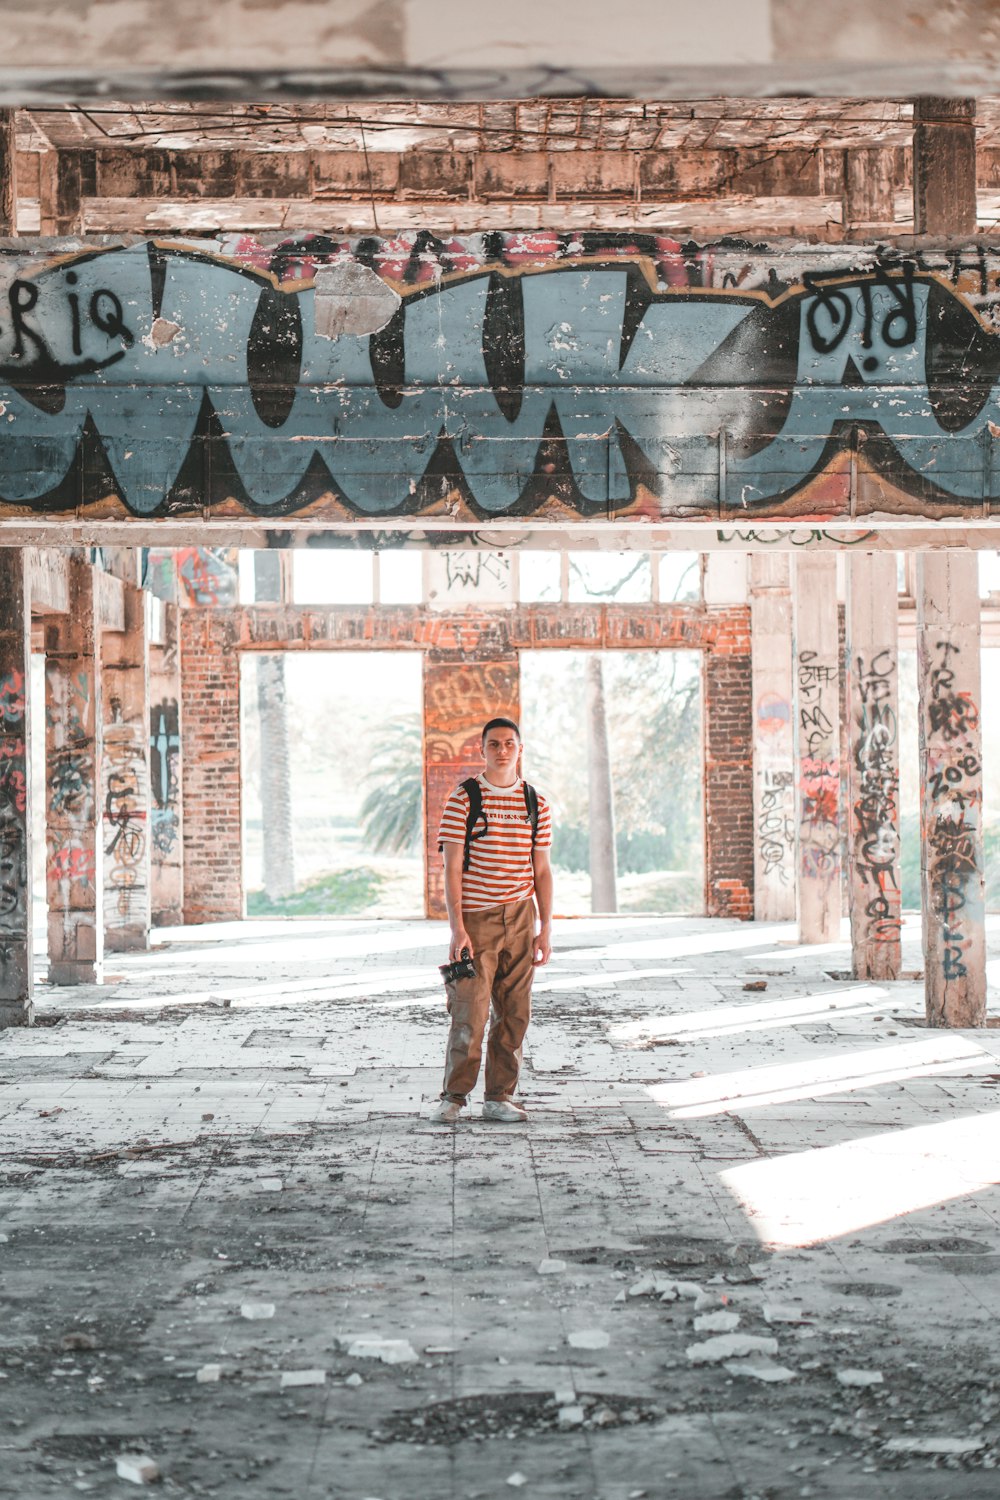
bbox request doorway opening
[520,649,704,916]
[240,651,424,918]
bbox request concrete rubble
[1,911,1000,1496]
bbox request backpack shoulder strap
[461,777,487,872]
[523,781,539,848]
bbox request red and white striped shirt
[438,775,553,911]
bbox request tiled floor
[2,913,1000,1497]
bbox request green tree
[359,714,424,854]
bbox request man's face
[482,729,520,781]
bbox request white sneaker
[482,1099,527,1123]
[429,1098,466,1124]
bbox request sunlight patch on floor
[720,1107,1000,1247]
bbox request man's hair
[481,716,521,745]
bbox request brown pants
[442,898,536,1103]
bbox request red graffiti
[0,669,25,724]
[800,758,839,827]
[48,845,95,885]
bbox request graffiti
[757,768,795,885]
[6,238,1000,521]
[443,552,512,591]
[150,699,180,858]
[49,746,93,816]
[851,650,901,946]
[924,638,984,986]
[0,736,27,816]
[0,669,25,729]
[797,649,840,887]
[718,530,879,547]
[0,813,26,919]
[176,548,239,607]
[0,668,28,947]
[103,724,147,927]
[48,842,96,887]
[0,668,27,819]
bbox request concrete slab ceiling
[0,1,999,101]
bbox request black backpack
[451,777,539,872]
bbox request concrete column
[845,553,901,980]
[422,651,519,921]
[916,553,986,1027]
[913,97,977,236]
[793,555,841,945]
[45,559,103,984]
[750,554,795,921]
[102,584,151,951]
[150,603,182,926]
[0,551,32,1026]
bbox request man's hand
[449,929,474,962]
[533,920,552,967]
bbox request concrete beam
[5,236,1000,531]
[0,2,999,100]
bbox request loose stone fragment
[763,1303,807,1324]
[257,1178,282,1192]
[567,1329,610,1349]
[538,1258,567,1274]
[694,1311,740,1334]
[506,1475,528,1489]
[280,1369,326,1388]
[628,1275,701,1301]
[240,1301,275,1320]
[61,1331,97,1350]
[115,1454,159,1485]
[723,1357,797,1382]
[885,1436,984,1455]
[346,1338,417,1364]
[837,1368,883,1388]
[195,1364,223,1383]
[557,1404,585,1427]
[686,1334,779,1365]
[344,1372,364,1387]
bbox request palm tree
[359,714,423,854]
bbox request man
[430,717,553,1125]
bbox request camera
[439,948,476,983]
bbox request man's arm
[442,842,474,961]
[531,846,553,966]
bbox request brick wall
[179,611,243,922]
[703,608,754,920]
[179,601,754,923]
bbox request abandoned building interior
[6,3,1000,1497]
